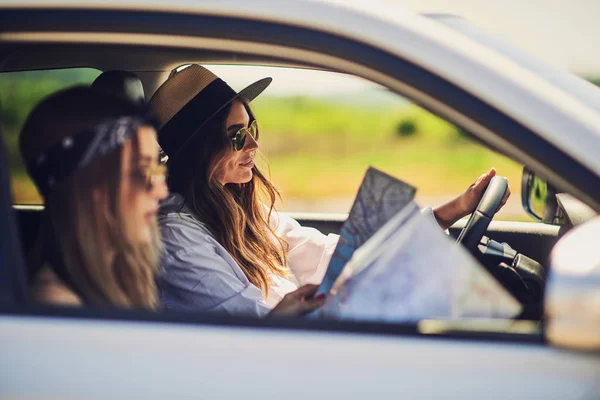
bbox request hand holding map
[315,167,416,297]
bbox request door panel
[0,314,597,400]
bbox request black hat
[20,86,153,198]
[149,64,271,158]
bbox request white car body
[1,316,599,399]
[0,1,599,399]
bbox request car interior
[0,108,28,306]
[1,34,597,336]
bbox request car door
[2,308,600,400]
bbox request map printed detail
[315,167,416,297]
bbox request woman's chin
[236,170,254,184]
[221,170,254,185]
[132,227,153,247]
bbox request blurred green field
[250,95,526,219]
[1,69,527,220]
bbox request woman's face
[214,100,259,185]
[119,126,169,245]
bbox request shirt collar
[159,192,189,215]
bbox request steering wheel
[457,176,508,256]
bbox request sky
[209,0,600,97]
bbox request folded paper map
[317,167,521,321]
[315,167,416,297]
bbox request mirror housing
[545,216,600,350]
[521,167,558,223]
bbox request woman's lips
[240,159,254,168]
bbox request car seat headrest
[91,70,145,104]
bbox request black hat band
[158,78,238,157]
[29,114,155,197]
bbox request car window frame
[0,7,591,342]
[0,304,545,345]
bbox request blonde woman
[150,65,508,317]
[20,86,168,308]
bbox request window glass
[1,68,102,205]
[207,65,529,221]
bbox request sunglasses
[230,120,259,151]
[134,164,167,192]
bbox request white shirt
[157,193,339,316]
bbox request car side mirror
[545,216,600,351]
[521,167,558,224]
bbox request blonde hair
[21,87,160,309]
[33,145,160,308]
[167,102,287,296]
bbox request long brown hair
[167,101,287,296]
[20,87,160,309]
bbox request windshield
[429,14,600,115]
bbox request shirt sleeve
[421,206,450,234]
[421,206,436,222]
[270,211,340,286]
[158,215,271,317]
[271,207,448,285]
[268,206,445,286]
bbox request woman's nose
[243,131,259,152]
[150,175,169,200]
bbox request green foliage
[251,97,462,157]
[587,77,600,87]
[530,176,548,218]
[453,126,471,138]
[250,96,524,207]
[396,118,418,138]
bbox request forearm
[432,169,510,231]
[433,197,468,231]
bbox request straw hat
[149,64,272,158]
